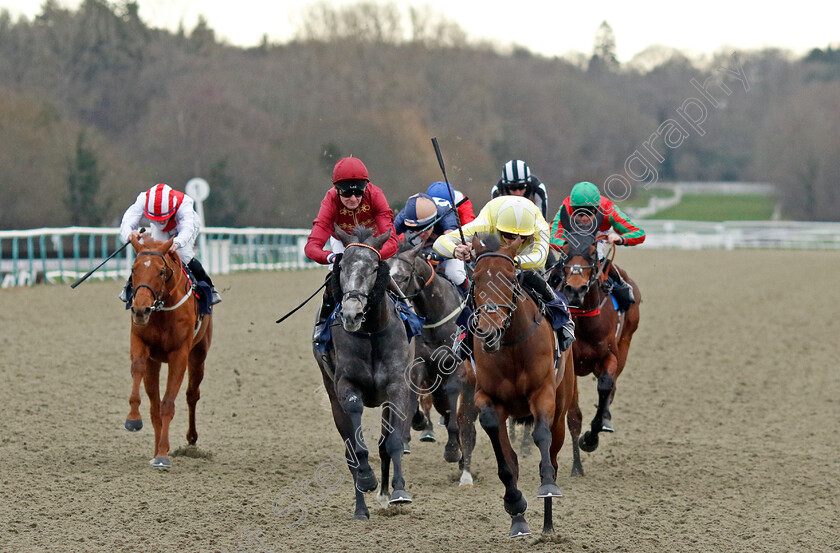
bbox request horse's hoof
[570,463,585,477]
[438,416,446,427]
[443,441,461,463]
[355,470,378,493]
[459,472,474,488]
[601,418,615,433]
[403,442,411,454]
[124,419,143,432]
[389,489,412,504]
[419,431,436,442]
[150,456,171,469]
[579,431,599,453]
[411,410,426,431]
[350,511,370,521]
[509,516,531,539]
[537,483,564,498]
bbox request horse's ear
[368,228,391,252]
[408,239,424,257]
[129,235,143,252]
[559,207,572,234]
[162,238,174,252]
[334,224,353,246]
[471,234,484,256]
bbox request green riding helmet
[570,181,601,207]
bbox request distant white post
[185,177,210,264]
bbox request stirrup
[119,288,128,302]
[210,289,222,305]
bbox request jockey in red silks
[305,157,400,349]
[119,183,221,306]
[550,181,645,310]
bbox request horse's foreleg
[143,360,162,460]
[478,401,530,538]
[186,344,208,445]
[337,384,377,495]
[457,380,478,488]
[322,376,369,521]
[126,347,147,432]
[154,352,189,468]
[531,386,562,500]
[580,359,617,452]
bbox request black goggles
[336,185,367,198]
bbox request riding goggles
[336,185,367,198]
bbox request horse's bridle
[131,251,190,312]
[472,251,522,335]
[391,253,435,300]
[339,242,383,322]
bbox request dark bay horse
[550,227,641,476]
[125,236,213,469]
[314,226,414,520]
[470,234,576,538]
[386,240,478,488]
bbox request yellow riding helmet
[495,197,538,237]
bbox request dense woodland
[0,0,838,229]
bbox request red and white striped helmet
[144,183,180,221]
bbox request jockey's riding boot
[457,279,470,298]
[558,320,576,351]
[521,270,555,303]
[313,289,336,352]
[607,265,634,312]
[188,258,222,305]
[119,277,133,304]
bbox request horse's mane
[350,226,376,243]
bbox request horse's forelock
[476,232,501,252]
[351,226,376,244]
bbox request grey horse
[314,226,415,520]
[386,240,478,488]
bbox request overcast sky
[3,0,837,61]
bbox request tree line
[0,1,838,229]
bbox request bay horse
[469,233,576,538]
[386,239,478,488]
[550,223,641,476]
[124,236,213,469]
[313,226,414,520]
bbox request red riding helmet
[332,157,369,184]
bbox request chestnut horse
[124,236,213,469]
[550,228,640,476]
[469,234,576,538]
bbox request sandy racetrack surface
[1,249,838,552]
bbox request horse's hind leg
[457,381,478,488]
[440,375,462,463]
[382,389,412,504]
[567,378,584,477]
[185,345,208,445]
[143,360,162,461]
[478,402,530,538]
[419,393,436,442]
